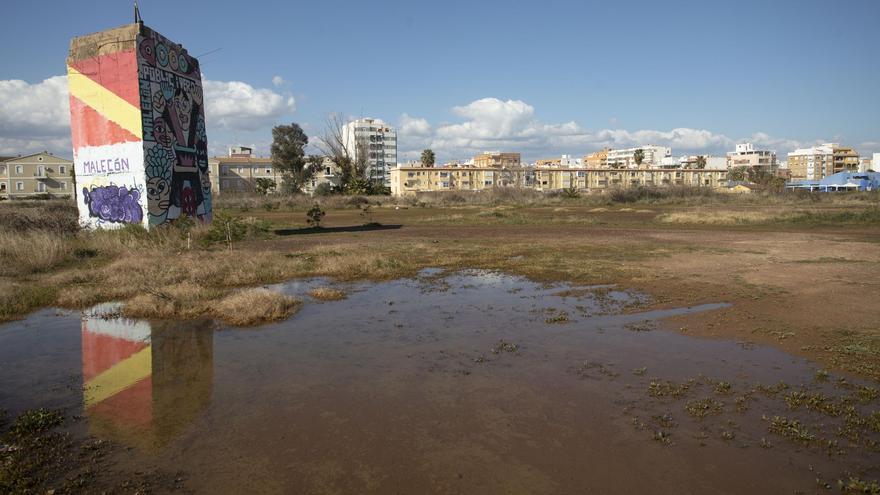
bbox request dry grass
[0,232,73,275]
[656,207,880,225]
[213,288,302,326]
[655,210,802,225]
[123,284,301,326]
[308,287,347,301]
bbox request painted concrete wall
[137,26,211,226]
[67,23,211,229]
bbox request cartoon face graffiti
[173,91,192,130]
[146,176,171,216]
[152,117,173,148]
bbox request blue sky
[1,0,878,162]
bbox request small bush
[306,203,326,228]
[9,408,63,437]
[202,212,270,245]
[313,182,334,196]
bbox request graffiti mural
[137,27,211,226]
[82,184,144,224]
[67,23,210,230]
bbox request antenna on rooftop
[134,1,143,24]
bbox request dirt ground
[244,204,880,381]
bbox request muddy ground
[243,204,880,382]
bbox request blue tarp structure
[786,171,880,192]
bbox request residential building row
[0,152,74,199]
[389,165,728,197]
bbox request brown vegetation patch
[309,287,347,301]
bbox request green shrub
[306,203,325,228]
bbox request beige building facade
[473,152,521,168]
[209,152,340,196]
[0,152,74,199]
[787,143,860,180]
[390,166,727,197]
[583,148,610,168]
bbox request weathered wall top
[68,23,141,63]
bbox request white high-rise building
[605,145,672,169]
[341,118,397,186]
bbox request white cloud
[0,76,71,156]
[202,79,296,131]
[272,75,285,87]
[397,97,809,162]
[399,113,431,137]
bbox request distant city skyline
[1,0,877,162]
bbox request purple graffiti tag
[82,185,144,224]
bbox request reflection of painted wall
[81,304,213,451]
[67,23,211,229]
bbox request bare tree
[315,114,369,193]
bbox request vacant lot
[1,191,879,380]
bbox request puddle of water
[0,270,877,494]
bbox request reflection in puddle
[1,270,878,494]
[82,304,213,451]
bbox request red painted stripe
[81,328,150,382]
[68,50,141,108]
[69,95,142,150]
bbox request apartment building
[787,143,860,181]
[535,155,583,168]
[209,148,339,195]
[473,152,521,168]
[0,152,74,199]
[583,148,610,168]
[605,145,672,169]
[341,118,397,186]
[208,152,276,195]
[390,166,726,197]
[726,143,777,172]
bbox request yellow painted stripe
[67,65,142,138]
[84,346,152,407]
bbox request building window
[0,165,5,174]
[37,182,46,192]
[16,181,24,191]
[37,165,45,176]
[59,166,66,174]
[15,165,23,174]
[0,183,5,192]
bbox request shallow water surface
[1,270,878,494]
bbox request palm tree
[695,156,707,169]
[633,148,645,168]
[420,149,436,168]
